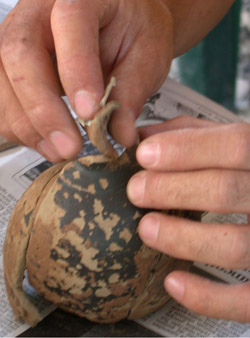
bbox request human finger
[138,213,250,270]
[138,115,218,140]
[136,122,250,171]
[107,0,174,147]
[0,56,64,161]
[165,271,250,322]
[1,2,82,160]
[127,169,250,214]
[0,8,25,145]
[0,69,19,143]
[51,0,116,121]
[0,17,40,149]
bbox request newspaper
[1,79,250,337]
[1,1,250,337]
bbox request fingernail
[165,277,185,301]
[127,173,146,204]
[38,140,61,162]
[137,142,160,167]
[74,90,99,120]
[50,131,78,159]
[139,215,159,244]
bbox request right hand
[0,0,174,162]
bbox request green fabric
[178,0,242,111]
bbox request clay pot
[3,99,191,327]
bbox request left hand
[127,116,250,322]
[0,0,174,161]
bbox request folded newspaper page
[1,1,250,337]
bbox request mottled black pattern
[24,210,33,227]
[51,152,148,312]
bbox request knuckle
[229,123,250,167]
[228,229,250,269]
[8,114,27,136]
[7,113,40,146]
[1,28,31,65]
[27,102,52,131]
[213,171,241,211]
